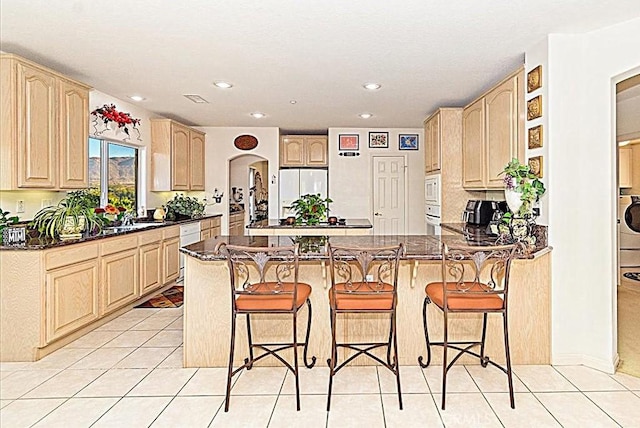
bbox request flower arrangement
[95,204,126,225]
[91,103,142,141]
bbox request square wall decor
[399,134,419,150]
[528,125,543,149]
[527,65,542,93]
[528,156,543,178]
[338,134,359,151]
[369,131,389,148]
[527,96,542,120]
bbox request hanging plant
[91,103,142,141]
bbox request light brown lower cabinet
[162,237,180,284]
[100,248,139,315]
[45,259,99,343]
[140,242,162,295]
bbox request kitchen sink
[103,223,154,233]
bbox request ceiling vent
[183,94,209,104]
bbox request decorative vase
[59,216,86,240]
[504,189,523,214]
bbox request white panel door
[372,157,406,235]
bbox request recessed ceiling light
[363,83,381,90]
[213,81,233,89]
[183,94,209,103]
[290,100,297,104]
[129,95,145,102]
[359,113,373,119]
[250,112,265,119]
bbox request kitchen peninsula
[246,218,373,236]
[181,234,551,368]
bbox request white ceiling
[2,0,640,133]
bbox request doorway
[228,154,269,235]
[615,73,640,377]
[372,156,406,235]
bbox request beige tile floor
[1,306,639,427]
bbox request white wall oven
[425,175,441,235]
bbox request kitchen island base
[183,250,550,368]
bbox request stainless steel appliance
[463,200,501,226]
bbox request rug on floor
[623,272,640,282]
[136,285,184,308]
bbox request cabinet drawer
[200,219,213,229]
[101,234,138,255]
[138,229,163,246]
[163,226,180,240]
[211,216,221,227]
[45,242,98,270]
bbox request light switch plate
[16,200,25,213]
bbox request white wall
[199,127,279,233]
[328,128,425,234]
[530,18,640,372]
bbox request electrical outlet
[365,274,374,282]
[42,199,52,208]
[16,200,25,213]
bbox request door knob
[374,212,382,216]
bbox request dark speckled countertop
[247,218,373,229]
[181,233,549,262]
[0,214,222,251]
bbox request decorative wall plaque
[527,65,542,93]
[234,135,258,150]
[2,226,26,246]
[528,125,543,149]
[528,156,543,178]
[527,96,542,120]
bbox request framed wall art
[527,65,542,93]
[528,156,543,178]
[399,134,419,150]
[369,131,389,148]
[338,134,359,151]
[527,95,542,120]
[528,125,543,149]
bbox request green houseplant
[31,190,104,239]
[290,194,333,226]
[165,193,206,220]
[499,158,546,218]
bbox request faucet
[121,212,135,226]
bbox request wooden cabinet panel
[485,77,518,188]
[58,79,89,188]
[140,242,162,295]
[431,114,440,172]
[306,137,328,166]
[280,137,305,167]
[46,260,99,342]
[619,146,633,188]
[162,237,180,284]
[101,248,139,315]
[190,131,205,190]
[211,226,221,236]
[171,123,190,190]
[462,99,485,188]
[200,229,211,241]
[17,61,57,188]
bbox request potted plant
[290,194,333,226]
[499,158,546,217]
[165,193,206,220]
[31,190,105,239]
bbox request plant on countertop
[0,209,19,244]
[290,194,333,226]
[95,204,127,226]
[499,158,546,218]
[31,190,105,239]
[91,103,142,141]
[165,194,206,220]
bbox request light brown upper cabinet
[280,135,328,167]
[150,119,206,191]
[0,54,90,190]
[424,112,441,173]
[462,68,524,189]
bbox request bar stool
[217,242,316,412]
[326,242,404,411]
[418,242,519,410]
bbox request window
[88,137,139,212]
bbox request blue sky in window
[89,138,136,157]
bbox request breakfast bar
[181,234,551,368]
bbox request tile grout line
[375,366,387,428]
[265,367,288,428]
[462,365,505,428]
[145,366,199,427]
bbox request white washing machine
[619,195,640,286]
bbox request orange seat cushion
[425,282,504,311]
[235,282,312,311]
[329,282,394,311]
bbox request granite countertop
[441,222,548,254]
[247,218,373,229]
[0,214,223,251]
[181,233,549,262]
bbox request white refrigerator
[279,169,328,218]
